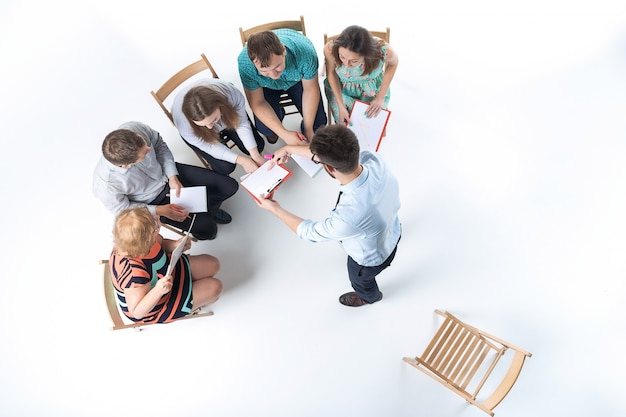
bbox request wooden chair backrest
[100,259,145,331]
[239,16,306,46]
[323,27,390,46]
[150,53,219,124]
[403,310,531,416]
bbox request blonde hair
[113,207,155,258]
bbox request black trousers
[150,162,238,240]
[254,81,328,137]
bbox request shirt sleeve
[148,128,178,179]
[296,216,365,243]
[92,171,158,216]
[237,48,261,91]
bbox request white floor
[1,2,625,416]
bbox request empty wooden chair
[402,309,532,416]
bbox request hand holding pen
[168,204,190,222]
[296,131,309,143]
[265,148,291,168]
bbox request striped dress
[109,241,194,323]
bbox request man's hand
[256,194,281,213]
[282,130,308,145]
[168,175,184,198]
[157,204,189,222]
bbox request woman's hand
[156,275,173,295]
[237,155,261,174]
[270,147,291,166]
[338,107,351,125]
[365,97,385,118]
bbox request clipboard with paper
[348,100,391,152]
[240,160,292,203]
[166,214,196,276]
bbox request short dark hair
[102,129,146,165]
[309,125,360,173]
[246,31,284,67]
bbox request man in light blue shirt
[257,124,401,306]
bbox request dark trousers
[253,81,328,136]
[347,240,400,303]
[150,162,238,240]
[183,115,265,176]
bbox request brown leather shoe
[338,291,383,307]
[266,133,279,144]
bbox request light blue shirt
[297,151,401,266]
[92,121,178,216]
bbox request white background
[1,1,625,416]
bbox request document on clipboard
[240,160,292,203]
[348,100,391,152]
[166,214,196,276]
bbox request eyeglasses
[310,153,322,165]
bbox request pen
[296,132,308,143]
[264,154,274,159]
[266,178,282,194]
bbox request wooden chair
[402,310,532,416]
[150,54,228,240]
[238,16,307,118]
[100,259,214,331]
[323,28,391,125]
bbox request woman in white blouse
[172,78,267,175]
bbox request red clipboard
[240,160,293,204]
[348,99,391,152]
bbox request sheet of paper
[348,100,391,152]
[166,214,196,276]
[291,154,323,178]
[169,186,207,213]
[240,160,292,202]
